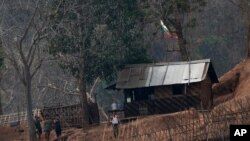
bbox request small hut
[108,59,218,117]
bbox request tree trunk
[0,40,3,115]
[176,23,189,61]
[248,24,250,58]
[0,93,3,115]
[79,61,90,127]
[178,37,189,61]
[173,1,189,61]
[76,10,90,127]
[26,73,35,141]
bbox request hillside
[1,0,250,140]
[65,59,250,140]
[0,0,248,115]
[65,58,250,140]
[213,58,250,104]
[2,58,249,141]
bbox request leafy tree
[197,35,231,71]
[141,0,206,61]
[1,0,50,140]
[48,0,151,127]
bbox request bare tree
[0,39,3,115]
[0,93,2,115]
[230,0,250,57]
[0,0,49,140]
[0,95,1,115]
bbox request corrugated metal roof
[116,59,218,89]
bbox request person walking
[44,115,52,141]
[110,112,119,138]
[34,115,42,141]
[54,114,62,141]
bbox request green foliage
[86,0,152,82]
[201,35,224,47]
[176,0,206,28]
[176,0,190,12]
[186,18,197,28]
[197,35,230,70]
[139,0,207,61]
[48,0,151,84]
[199,35,225,53]
[142,0,206,29]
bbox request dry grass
[65,96,250,141]
[65,59,250,141]
[2,59,250,141]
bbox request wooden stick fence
[116,109,250,141]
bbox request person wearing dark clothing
[34,116,42,141]
[54,114,62,141]
[44,115,53,141]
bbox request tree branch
[27,17,48,62]
[5,51,25,84]
[229,0,244,10]
[37,85,80,96]
[19,1,40,66]
[31,58,43,78]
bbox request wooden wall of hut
[123,76,213,117]
[186,78,213,110]
[124,95,200,117]
[154,86,172,98]
[186,83,202,97]
[154,83,202,99]
[200,76,213,109]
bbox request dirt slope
[2,59,250,141]
[66,58,250,140]
[213,59,250,104]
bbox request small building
[108,59,218,117]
